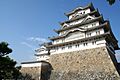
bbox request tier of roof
[47,31,119,50]
[60,9,100,25]
[47,32,110,48]
[54,16,104,34]
[65,3,95,16]
[50,22,107,40]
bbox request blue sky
[0,0,120,64]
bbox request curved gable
[81,15,95,23]
[63,28,85,42]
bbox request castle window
[56,47,58,51]
[56,40,59,43]
[68,45,72,49]
[62,39,65,42]
[96,31,100,35]
[62,46,65,50]
[92,41,96,45]
[92,23,96,26]
[85,25,88,29]
[83,43,88,46]
[74,14,79,18]
[87,33,91,37]
[86,18,91,21]
[83,11,85,14]
[75,44,79,48]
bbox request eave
[50,22,107,40]
[106,34,119,50]
[105,21,119,50]
[54,16,104,34]
[21,61,49,64]
[61,9,100,25]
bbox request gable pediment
[65,29,85,41]
[64,28,86,37]
[81,15,95,23]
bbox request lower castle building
[21,3,120,80]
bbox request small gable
[81,15,95,23]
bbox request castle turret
[35,44,50,61]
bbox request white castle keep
[21,3,119,80]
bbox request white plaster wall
[69,18,84,26]
[21,62,42,67]
[86,28,105,37]
[50,38,106,55]
[81,21,99,29]
[65,31,85,42]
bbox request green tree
[0,42,21,79]
[107,0,116,5]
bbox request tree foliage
[0,42,21,79]
[0,42,12,56]
[107,0,116,5]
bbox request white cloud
[21,37,48,50]
[27,37,48,43]
[21,42,35,50]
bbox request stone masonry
[20,67,41,80]
[49,47,120,80]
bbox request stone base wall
[49,47,120,80]
[20,67,41,80]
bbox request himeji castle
[47,3,119,54]
[21,3,120,80]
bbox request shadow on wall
[41,61,53,80]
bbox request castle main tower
[47,3,120,80]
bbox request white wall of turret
[36,55,49,61]
[34,45,50,61]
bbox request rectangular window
[83,43,88,46]
[96,31,100,35]
[75,44,79,48]
[56,40,59,43]
[62,39,65,42]
[87,33,91,37]
[92,23,96,26]
[56,47,58,51]
[92,41,96,45]
[62,46,65,50]
[68,45,72,49]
